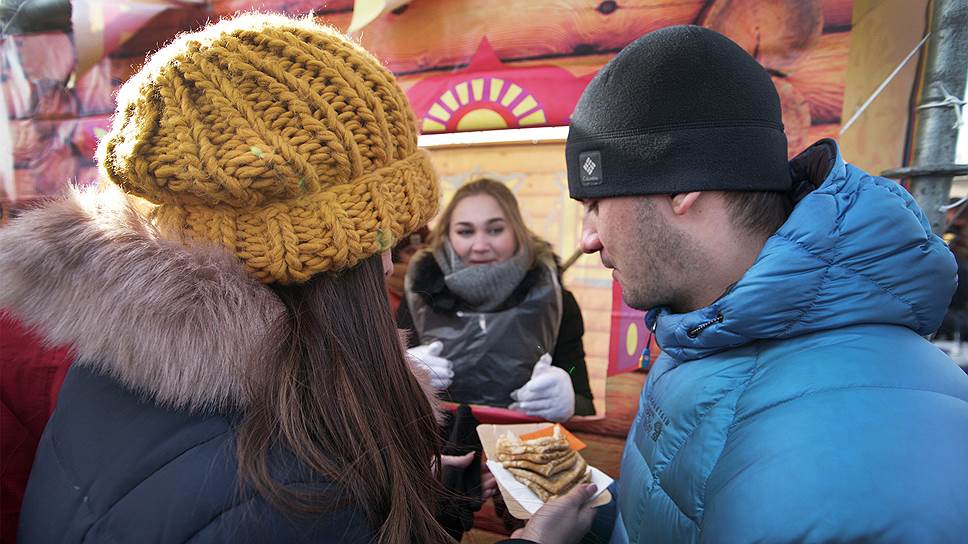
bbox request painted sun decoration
[420,77,547,133]
[405,38,593,134]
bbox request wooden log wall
[344,0,706,74]
[341,0,853,157]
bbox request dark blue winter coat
[0,191,380,543]
[18,366,373,543]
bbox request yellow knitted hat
[98,14,438,284]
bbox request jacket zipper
[687,313,723,338]
[641,317,658,368]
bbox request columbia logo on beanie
[566,25,792,199]
[579,151,603,185]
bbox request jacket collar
[649,139,956,362]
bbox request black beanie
[566,25,792,199]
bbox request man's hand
[508,354,575,422]
[406,341,454,390]
[511,483,598,544]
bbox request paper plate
[477,423,614,519]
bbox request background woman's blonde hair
[430,178,554,269]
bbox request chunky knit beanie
[98,14,438,284]
[566,25,791,199]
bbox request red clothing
[1,313,72,543]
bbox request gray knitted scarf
[434,240,532,312]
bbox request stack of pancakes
[496,425,590,502]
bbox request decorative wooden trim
[419,126,568,148]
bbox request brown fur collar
[0,187,439,418]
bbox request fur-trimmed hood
[0,187,439,415]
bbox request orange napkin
[519,424,587,451]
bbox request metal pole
[906,0,968,235]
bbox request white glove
[508,353,575,422]
[407,341,454,390]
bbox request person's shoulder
[45,365,237,468]
[408,250,444,292]
[683,324,968,452]
[194,486,373,544]
[525,252,565,290]
[407,250,462,313]
[704,385,968,542]
[752,324,968,395]
[409,248,438,272]
[561,287,580,309]
[21,365,254,540]
[702,330,968,541]
[183,437,371,543]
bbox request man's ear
[670,192,702,216]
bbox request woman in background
[398,178,595,422]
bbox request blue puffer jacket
[612,140,968,543]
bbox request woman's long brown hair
[237,255,451,543]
